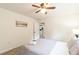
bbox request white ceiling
[0,3,79,20]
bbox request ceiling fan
[32,3,56,14]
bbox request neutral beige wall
[0,8,37,53]
[42,3,79,42]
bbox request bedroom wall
[0,8,37,53]
[42,3,79,42]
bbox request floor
[1,46,38,55]
[1,40,69,55]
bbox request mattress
[25,39,69,55]
[68,39,79,55]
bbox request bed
[25,39,69,55]
[68,39,79,55]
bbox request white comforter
[26,39,69,55]
[68,39,79,55]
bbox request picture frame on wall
[16,21,27,27]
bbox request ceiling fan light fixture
[44,3,48,7]
[40,8,46,14]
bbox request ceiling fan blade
[32,4,40,8]
[46,7,56,9]
[35,10,41,13]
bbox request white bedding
[26,39,69,55]
[68,39,79,55]
[49,41,69,55]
